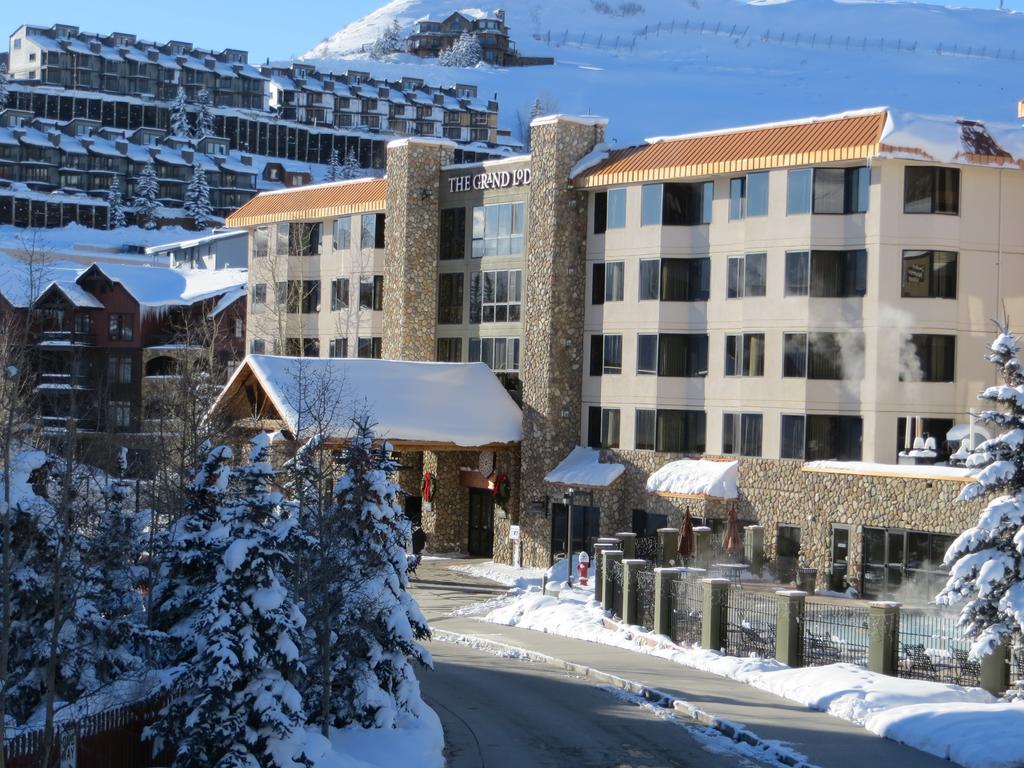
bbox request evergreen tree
[0,62,8,111]
[194,88,215,140]
[439,32,483,67]
[339,149,363,181]
[184,164,213,231]
[324,148,341,182]
[530,98,544,121]
[154,436,310,768]
[940,324,1024,693]
[323,419,430,728]
[369,19,403,59]
[133,162,160,230]
[107,175,127,229]
[170,86,191,140]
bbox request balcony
[37,330,96,347]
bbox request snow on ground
[469,586,1019,768]
[449,560,547,588]
[304,708,445,768]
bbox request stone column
[382,137,456,362]
[654,567,684,637]
[775,590,806,668]
[693,526,713,570]
[980,644,1010,697]
[600,549,623,612]
[621,559,646,625]
[868,602,901,676]
[592,542,614,603]
[744,525,764,576]
[518,115,606,568]
[420,450,470,554]
[615,531,637,559]
[657,527,678,567]
[701,578,730,652]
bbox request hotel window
[253,283,267,305]
[638,258,710,302]
[250,338,266,354]
[635,408,656,450]
[904,166,959,215]
[586,406,620,449]
[300,281,320,314]
[783,332,864,380]
[284,338,320,357]
[73,313,92,335]
[640,182,713,226]
[722,412,763,457]
[440,207,466,260]
[637,334,658,375]
[788,167,869,214]
[469,269,522,323]
[437,337,463,362]
[108,313,134,341]
[788,414,863,461]
[357,336,382,359]
[724,333,765,377]
[328,338,347,358]
[289,222,321,256]
[784,250,866,298]
[437,273,464,324]
[645,333,708,377]
[469,337,520,372]
[108,355,133,385]
[332,216,351,250]
[471,202,525,257]
[109,400,132,430]
[726,253,767,298]
[233,319,244,339]
[901,334,956,383]
[254,225,269,257]
[591,262,624,305]
[361,213,386,249]
[655,409,706,453]
[901,250,957,299]
[330,278,349,310]
[358,275,384,311]
[729,172,768,220]
[589,334,623,376]
[607,188,626,229]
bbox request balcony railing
[38,330,96,347]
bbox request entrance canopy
[213,355,522,450]
[544,446,624,488]
[646,458,738,499]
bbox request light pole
[564,487,575,588]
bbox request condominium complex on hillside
[224,108,1024,599]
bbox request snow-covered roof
[44,280,104,309]
[544,446,624,488]
[143,229,247,254]
[646,459,739,499]
[214,356,522,449]
[801,460,973,483]
[80,262,248,309]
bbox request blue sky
[1,0,1019,63]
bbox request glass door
[830,526,849,592]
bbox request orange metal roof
[226,178,388,227]
[574,111,890,188]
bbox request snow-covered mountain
[298,0,1024,146]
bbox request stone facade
[518,116,606,568]
[420,450,474,553]
[383,138,456,363]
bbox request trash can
[796,567,817,595]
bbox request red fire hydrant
[577,551,590,586]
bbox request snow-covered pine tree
[0,62,8,110]
[107,175,127,229]
[324,148,341,182]
[339,149,363,180]
[134,161,160,230]
[325,417,430,728]
[939,323,1024,692]
[184,164,213,231]
[194,88,215,140]
[158,435,310,768]
[369,19,404,59]
[439,32,483,67]
[530,98,544,121]
[170,86,191,140]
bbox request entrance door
[550,504,601,564]
[776,525,801,583]
[467,488,494,558]
[405,497,424,554]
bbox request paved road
[415,562,756,767]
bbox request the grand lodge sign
[449,167,532,193]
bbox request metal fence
[635,535,659,563]
[725,588,777,658]
[1012,642,1024,688]
[802,601,870,667]
[898,608,980,687]
[608,560,624,619]
[635,567,656,631]
[670,577,703,646]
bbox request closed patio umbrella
[723,508,743,561]
[677,509,695,562]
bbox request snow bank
[308,708,444,768]
[544,446,624,487]
[449,561,546,589]
[646,459,738,498]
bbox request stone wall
[382,139,455,362]
[517,116,605,568]
[420,450,474,553]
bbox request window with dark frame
[437,337,463,362]
[901,250,957,299]
[361,212,386,249]
[328,338,347,358]
[440,207,466,260]
[472,202,525,257]
[107,355,132,385]
[437,273,464,324]
[469,269,522,323]
[468,337,520,372]
[904,166,960,215]
[108,313,134,341]
[902,334,956,382]
[358,275,384,311]
[253,283,267,305]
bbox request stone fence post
[744,525,764,576]
[868,601,900,676]
[622,559,647,625]
[693,526,712,570]
[615,531,637,559]
[701,578,730,652]
[600,550,623,612]
[654,567,684,637]
[775,590,806,668]
[980,644,1011,697]
[657,527,678,567]
[592,543,614,603]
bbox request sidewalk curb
[432,628,817,768]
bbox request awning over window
[544,446,624,488]
[646,458,738,499]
